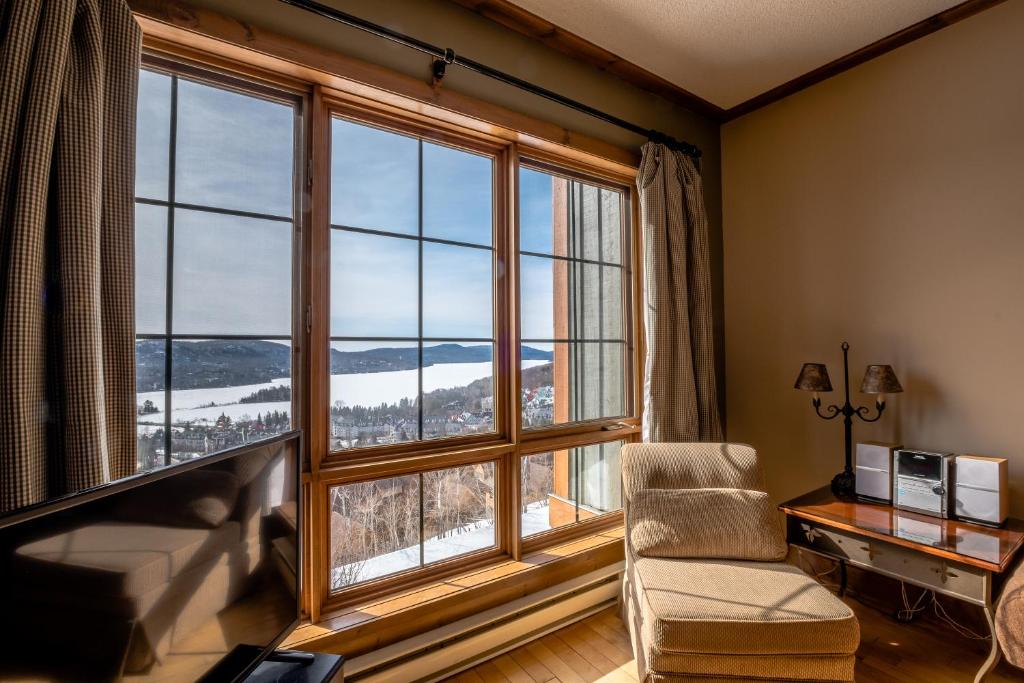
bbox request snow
[332,501,555,587]
[136,360,550,430]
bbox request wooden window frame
[132,3,645,623]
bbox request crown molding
[451,0,1008,124]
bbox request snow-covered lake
[137,360,550,429]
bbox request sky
[135,68,624,347]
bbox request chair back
[620,442,765,506]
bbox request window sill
[282,525,624,658]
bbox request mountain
[136,340,553,392]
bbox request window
[328,118,497,450]
[134,65,298,471]
[518,166,628,430]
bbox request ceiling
[500,0,965,110]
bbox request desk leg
[838,560,847,597]
[974,596,1001,683]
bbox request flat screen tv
[0,431,301,682]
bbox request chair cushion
[621,443,765,501]
[13,521,241,598]
[629,488,787,561]
[630,555,859,657]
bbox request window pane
[519,167,553,254]
[423,142,492,246]
[578,441,623,515]
[166,339,292,464]
[522,440,624,538]
[172,209,292,336]
[330,476,421,589]
[423,463,496,563]
[175,78,294,216]
[135,203,167,335]
[423,243,492,339]
[521,343,624,428]
[331,230,418,337]
[519,255,554,340]
[521,343,554,428]
[135,69,171,200]
[136,339,165,472]
[331,118,418,234]
[602,265,624,340]
[520,451,574,536]
[600,190,622,265]
[422,343,495,440]
[330,341,418,450]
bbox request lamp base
[830,470,856,499]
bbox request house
[1,0,1022,681]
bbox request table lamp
[794,341,903,498]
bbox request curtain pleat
[638,142,722,443]
[0,0,140,512]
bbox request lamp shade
[794,363,833,392]
[860,365,903,394]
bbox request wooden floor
[446,599,1022,682]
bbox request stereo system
[854,443,1009,526]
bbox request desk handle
[930,566,959,584]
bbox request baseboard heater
[345,562,625,682]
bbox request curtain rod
[277,0,702,159]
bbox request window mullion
[163,74,179,466]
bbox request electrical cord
[895,581,990,640]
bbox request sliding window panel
[422,141,493,247]
[171,209,292,336]
[168,338,292,463]
[135,69,171,201]
[330,475,421,590]
[422,242,493,339]
[329,341,419,450]
[135,339,166,473]
[421,342,495,440]
[331,230,418,338]
[522,440,624,539]
[423,463,496,563]
[174,78,295,217]
[134,202,167,335]
[331,118,418,235]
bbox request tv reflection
[0,437,299,682]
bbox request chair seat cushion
[631,556,859,657]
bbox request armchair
[620,442,860,682]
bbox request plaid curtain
[638,142,722,442]
[0,0,140,512]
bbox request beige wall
[182,0,726,412]
[722,2,1024,512]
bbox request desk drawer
[786,517,989,604]
[871,541,988,604]
[788,518,873,565]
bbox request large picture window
[131,46,639,613]
[328,117,497,450]
[134,65,298,471]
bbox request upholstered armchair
[620,443,860,682]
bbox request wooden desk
[781,487,1024,683]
